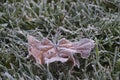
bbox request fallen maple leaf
[27,35,95,67]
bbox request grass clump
[0,0,120,80]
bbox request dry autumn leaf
[27,35,95,67]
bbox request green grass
[0,0,120,80]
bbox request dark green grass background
[0,0,120,80]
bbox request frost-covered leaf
[27,35,95,67]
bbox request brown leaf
[27,35,95,67]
